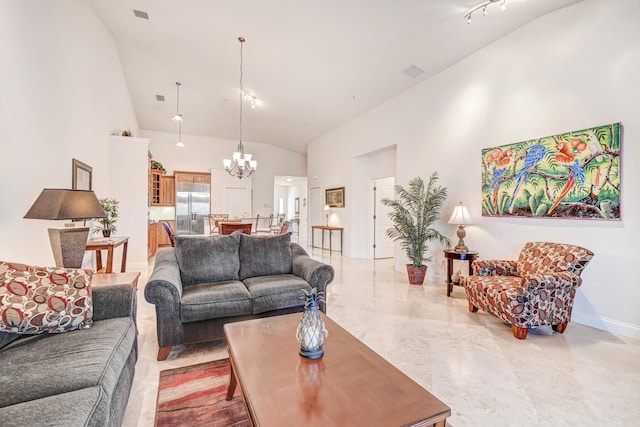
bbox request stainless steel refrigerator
[176,182,210,235]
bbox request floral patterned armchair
[460,242,594,339]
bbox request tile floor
[123,245,640,427]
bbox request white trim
[571,312,640,341]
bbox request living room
[1,1,639,426]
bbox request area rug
[155,358,250,427]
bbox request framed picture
[481,122,621,220]
[72,158,92,191]
[325,186,345,208]
[294,197,300,214]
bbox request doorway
[372,177,395,259]
[273,175,308,241]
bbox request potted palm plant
[382,173,450,285]
[93,198,120,238]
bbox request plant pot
[102,230,112,238]
[406,264,427,285]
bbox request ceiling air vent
[156,95,165,102]
[133,9,149,20]
[402,64,425,79]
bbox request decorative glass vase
[296,288,328,359]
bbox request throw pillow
[174,233,241,286]
[239,233,292,280]
[0,261,93,337]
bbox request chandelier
[223,36,257,179]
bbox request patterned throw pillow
[0,261,93,336]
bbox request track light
[464,0,520,23]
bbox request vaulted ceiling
[87,0,581,154]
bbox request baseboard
[571,311,640,340]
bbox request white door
[224,187,250,219]
[373,177,395,259]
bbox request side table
[90,271,140,288]
[86,237,129,273]
[444,249,479,297]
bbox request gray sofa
[0,283,137,427]
[145,232,334,360]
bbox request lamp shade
[448,203,472,225]
[24,189,107,220]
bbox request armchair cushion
[239,233,292,280]
[463,272,582,327]
[243,274,311,314]
[516,241,594,277]
[180,280,251,322]
[473,260,518,276]
[174,234,241,286]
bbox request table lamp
[448,202,473,253]
[324,204,331,226]
[24,189,106,268]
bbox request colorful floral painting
[481,122,621,220]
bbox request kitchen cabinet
[150,171,175,206]
[175,171,211,184]
[161,175,175,206]
[150,169,162,206]
[148,223,156,257]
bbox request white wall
[307,0,640,338]
[0,1,139,267]
[108,136,149,271]
[139,130,307,216]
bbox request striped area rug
[155,358,250,427]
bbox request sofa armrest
[522,272,582,292]
[92,284,137,323]
[144,248,183,311]
[291,243,334,312]
[472,260,518,276]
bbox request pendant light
[174,82,184,148]
[223,37,257,179]
[172,81,183,122]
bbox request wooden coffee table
[224,313,451,427]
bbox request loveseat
[145,232,335,360]
[461,241,594,339]
[0,263,137,427]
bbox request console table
[444,249,478,297]
[86,237,129,274]
[311,225,343,254]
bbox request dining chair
[161,221,175,247]
[219,222,252,235]
[255,214,272,234]
[209,213,229,234]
